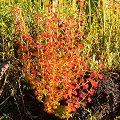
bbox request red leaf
[98,74,103,79]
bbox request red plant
[13,6,102,119]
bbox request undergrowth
[0,0,120,119]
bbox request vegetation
[0,0,120,119]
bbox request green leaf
[9,48,14,52]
